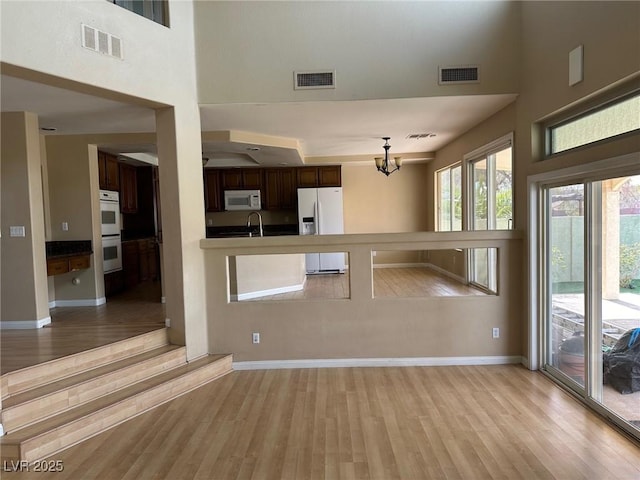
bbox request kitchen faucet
[246,211,263,237]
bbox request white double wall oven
[99,189,122,273]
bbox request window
[112,0,168,26]
[548,92,640,155]
[436,164,461,231]
[467,135,513,231]
[465,133,513,293]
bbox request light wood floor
[374,267,486,297]
[243,267,485,301]
[1,282,165,374]
[244,272,350,301]
[3,365,639,479]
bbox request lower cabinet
[104,271,124,297]
[47,255,91,276]
[122,238,159,289]
[123,241,140,288]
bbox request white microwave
[224,190,261,211]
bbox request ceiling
[1,74,517,167]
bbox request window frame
[544,88,640,158]
[464,132,514,232]
[435,163,462,232]
[111,0,169,27]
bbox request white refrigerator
[298,187,345,273]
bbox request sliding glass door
[543,175,640,437]
[545,183,586,389]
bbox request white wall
[2,1,208,357]
[194,1,520,104]
[1,0,198,107]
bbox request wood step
[1,354,233,463]
[1,329,169,399]
[2,345,186,432]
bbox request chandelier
[374,137,402,176]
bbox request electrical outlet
[62,222,69,231]
[165,318,171,327]
[492,327,500,339]
[252,332,260,344]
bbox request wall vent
[294,70,336,90]
[438,65,480,85]
[81,24,123,60]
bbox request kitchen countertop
[46,240,92,259]
[206,224,298,238]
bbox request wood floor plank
[2,365,639,479]
[1,282,165,375]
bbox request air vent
[438,65,480,85]
[406,133,436,139]
[110,36,123,59]
[82,25,97,50]
[81,24,123,60]
[294,70,336,90]
[97,31,109,54]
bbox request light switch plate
[9,226,26,237]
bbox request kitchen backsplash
[206,209,296,227]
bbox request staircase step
[1,354,232,463]
[1,329,168,399]
[2,345,186,432]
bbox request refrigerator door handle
[317,200,322,235]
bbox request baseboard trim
[50,297,106,308]
[1,317,52,329]
[233,355,523,370]
[372,263,428,269]
[231,283,304,301]
[424,263,466,284]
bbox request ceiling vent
[82,24,123,60]
[438,65,480,85]
[294,70,336,90]
[406,133,436,139]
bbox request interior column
[0,111,50,328]
[155,104,208,360]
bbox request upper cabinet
[221,168,263,190]
[119,163,138,214]
[264,168,297,210]
[206,165,342,211]
[297,166,341,188]
[204,169,222,212]
[318,166,341,187]
[98,152,120,191]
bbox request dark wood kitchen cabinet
[296,166,341,188]
[119,163,138,213]
[122,238,158,288]
[122,241,140,288]
[46,254,91,276]
[138,239,149,281]
[318,165,341,187]
[242,169,262,189]
[221,168,262,190]
[204,169,222,212]
[104,271,124,297]
[98,152,120,191]
[264,168,297,210]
